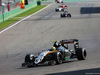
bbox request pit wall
[0,1,37,23]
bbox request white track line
[0,3,54,34]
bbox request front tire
[56,55,62,64]
[24,54,35,67]
[76,48,87,60]
[54,52,62,64]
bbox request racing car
[55,6,64,12]
[22,39,87,67]
[61,11,71,18]
[56,0,63,3]
[55,5,67,12]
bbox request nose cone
[34,51,49,64]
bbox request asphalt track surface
[0,1,100,75]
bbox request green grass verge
[0,5,46,30]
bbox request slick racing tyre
[25,54,35,62]
[61,14,63,17]
[25,54,31,62]
[24,54,35,67]
[55,9,57,12]
[67,14,71,17]
[76,48,87,60]
[56,55,62,64]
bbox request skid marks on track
[36,9,58,20]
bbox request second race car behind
[56,0,63,3]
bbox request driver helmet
[50,47,56,51]
[53,41,61,47]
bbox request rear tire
[67,14,71,17]
[76,48,87,60]
[61,14,63,17]
[55,9,57,12]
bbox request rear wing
[60,39,79,49]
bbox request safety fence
[0,0,35,15]
[0,1,37,23]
